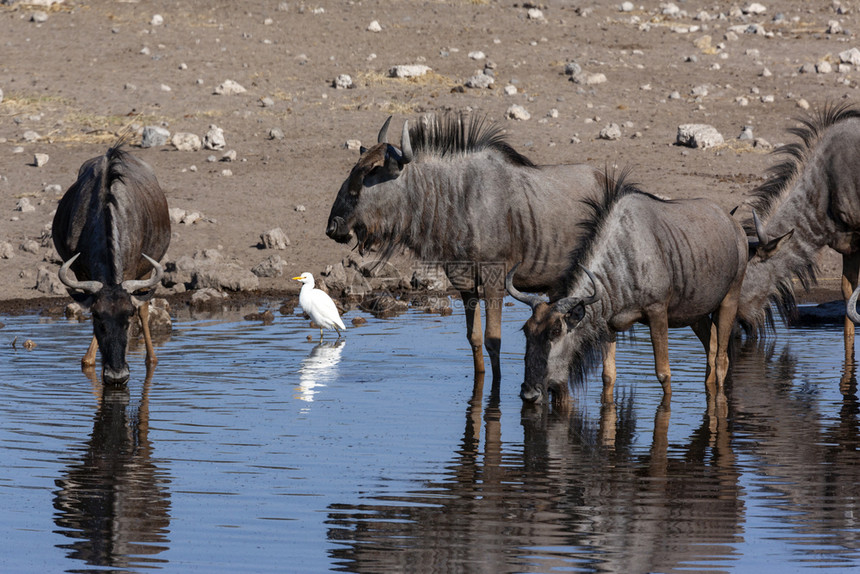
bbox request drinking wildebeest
[507,170,748,404]
[52,139,170,384]
[738,103,860,357]
[325,113,605,381]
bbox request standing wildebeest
[326,114,604,381]
[52,140,170,384]
[507,170,748,404]
[738,103,860,357]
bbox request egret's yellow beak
[291,276,303,281]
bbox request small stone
[828,20,843,34]
[203,125,226,150]
[333,74,353,89]
[465,73,494,89]
[160,84,172,92]
[260,96,275,107]
[760,67,772,77]
[743,3,767,15]
[33,153,49,167]
[797,98,810,110]
[43,184,61,194]
[504,85,518,95]
[0,242,14,259]
[214,80,247,95]
[839,47,860,66]
[19,239,39,253]
[388,64,431,78]
[168,207,187,224]
[620,2,634,12]
[527,8,545,20]
[22,130,40,143]
[799,62,816,74]
[367,20,382,32]
[598,123,622,141]
[221,149,237,162]
[220,169,233,177]
[141,125,170,148]
[506,104,531,121]
[564,62,582,76]
[738,126,754,140]
[584,73,607,85]
[468,51,486,60]
[251,254,287,278]
[676,124,724,149]
[260,227,290,250]
[151,14,164,26]
[295,204,306,212]
[345,139,362,151]
[172,132,202,151]
[817,61,833,74]
[31,11,48,23]
[269,128,285,140]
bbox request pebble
[345,139,362,151]
[31,11,48,23]
[0,242,14,259]
[23,130,40,142]
[15,198,35,212]
[214,80,247,95]
[797,98,810,110]
[584,73,607,85]
[333,74,353,89]
[676,124,724,149]
[506,105,531,121]
[599,123,622,141]
[260,227,290,250]
[744,3,767,15]
[260,96,275,107]
[468,51,486,61]
[220,169,233,177]
[527,8,545,21]
[620,2,634,12]
[151,14,164,26]
[172,132,202,151]
[33,153,49,167]
[465,72,494,89]
[367,20,382,33]
[504,85,517,95]
[828,20,843,35]
[203,125,226,150]
[839,48,860,66]
[43,184,61,194]
[141,125,170,148]
[738,126,754,140]
[295,204,306,212]
[20,239,39,253]
[269,128,285,140]
[221,150,237,162]
[388,65,431,78]
[0,87,3,104]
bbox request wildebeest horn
[505,262,545,309]
[58,253,103,294]
[555,266,600,314]
[121,254,164,292]
[848,285,860,324]
[752,210,769,244]
[400,120,413,164]
[377,116,393,143]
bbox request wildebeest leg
[713,285,741,387]
[690,317,716,384]
[601,338,617,404]
[82,336,98,369]
[647,308,672,395]
[484,291,503,382]
[841,252,860,363]
[461,290,485,375]
[138,302,158,366]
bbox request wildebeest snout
[520,382,545,403]
[326,216,350,243]
[103,363,130,385]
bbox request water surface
[1,301,858,573]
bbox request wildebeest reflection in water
[325,373,741,573]
[297,340,346,407]
[52,368,171,569]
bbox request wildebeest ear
[359,146,368,154]
[69,292,95,309]
[564,302,586,329]
[753,228,794,261]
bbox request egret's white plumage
[292,272,345,339]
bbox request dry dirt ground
[0,0,856,316]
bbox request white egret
[292,272,346,340]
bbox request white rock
[599,123,622,141]
[743,3,767,15]
[172,132,202,152]
[27,0,65,6]
[506,105,531,121]
[31,11,48,23]
[817,61,833,74]
[620,2,635,12]
[183,212,203,225]
[23,130,40,142]
[0,242,14,259]
[260,227,291,250]
[15,198,35,212]
[151,14,164,26]
[333,74,353,89]
[388,65,431,78]
[345,139,362,151]
[839,47,860,66]
[168,207,187,224]
[33,153,49,167]
[0,87,3,105]
[141,125,170,148]
[527,8,545,20]
[214,80,247,95]
[584,73,607,85]
[797,98,810,110]
[828,20,843,34]
[367,20,382,32]
[468,51,486,60]
[203,125,226,150]
[465,73,494,89]
[661,3,680,16]
[504,85,518,95]
[676,124,724,149]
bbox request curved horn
[579,265,600,306]
[752,210,769,244]
[505,262,545,309]
[400,120,413,164]
[58,253,103,294]
[848,285,860,324]
[121,254,164,292]
[377,116,393,143]
[555,266,601,314]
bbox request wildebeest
[507,170,748,404]
[325,113,604,381]
[52,140,170,384]
[738,103,860,356]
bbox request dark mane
[750,101,860,217]
[563,167,670,292]
[104,135,133,281]
[407,113,537,168]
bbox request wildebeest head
[507,264,600,403]
[59,253,163,384]
[326,116,413,254]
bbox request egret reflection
[297,340,346,406]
